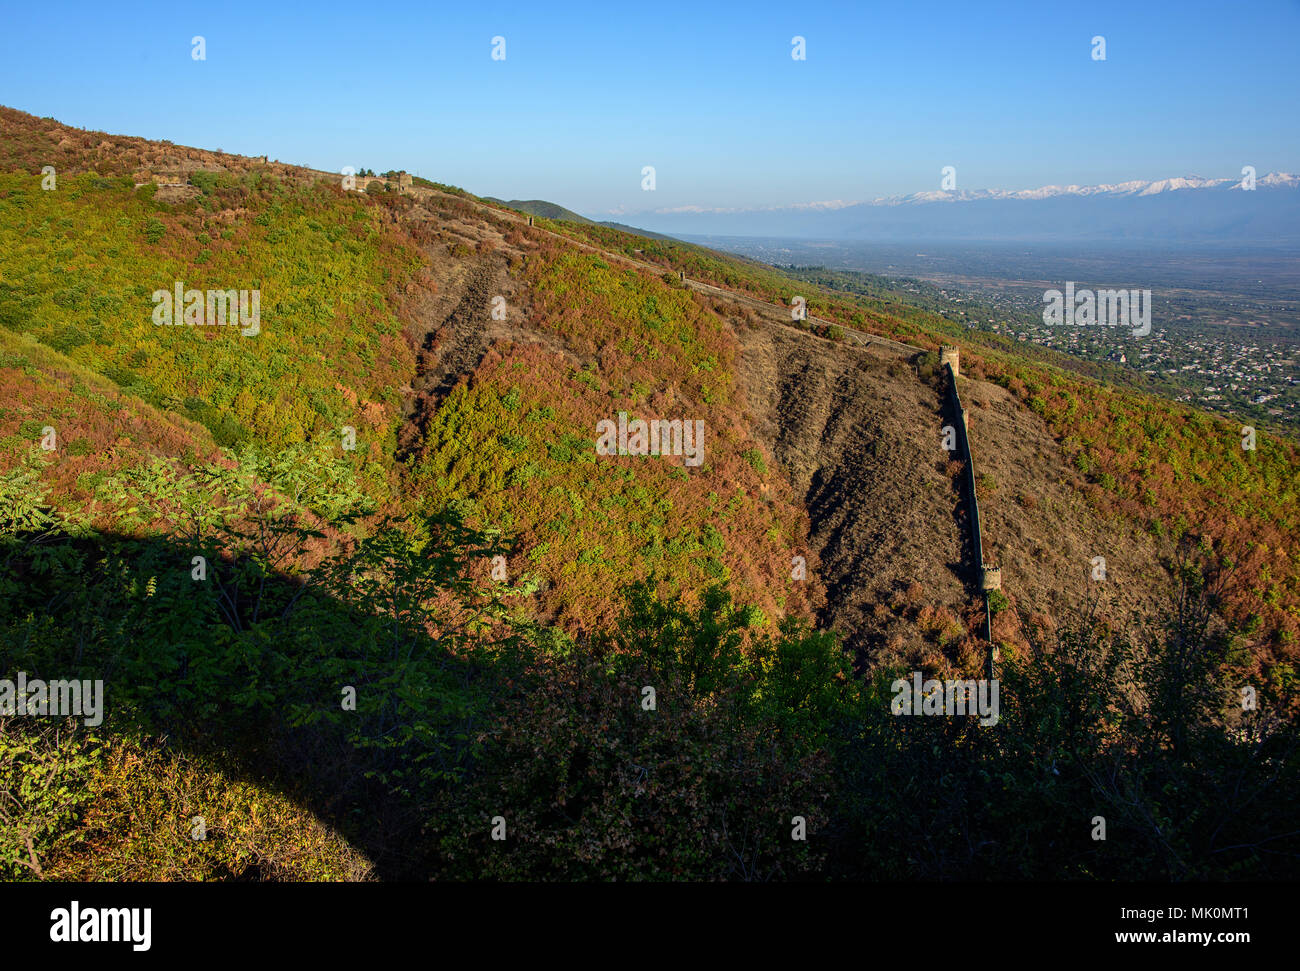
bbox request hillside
[482,198,594,223]
[1,106,1297,882]
[482,196,674,240]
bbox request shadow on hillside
[938,385,983,600]
[0,529,515,882]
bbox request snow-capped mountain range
[619,173,1300,243]
[875,172,1299,206]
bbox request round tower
[981,565,1002,592]
[940,345,960,377]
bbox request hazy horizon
[2,0,1298,215]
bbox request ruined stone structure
[940,345,960,378]
[981,566,1002,592]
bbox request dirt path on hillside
[397,181,926,356]
[394,203,581,463]
[736,321,968,666]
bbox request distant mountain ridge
[626,173,1300,243]
[484,198,594,223]
[868,172,1296,207]
[484,197,676,241]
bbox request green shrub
[0,723,102,879]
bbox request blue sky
[1,0,1297,216]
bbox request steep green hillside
[1,107,1296,883]
[0,170,418,494]
[406,240,819,630]
[0,328,215,508]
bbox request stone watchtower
[981,565,1002,592]
[940,345,960,377]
